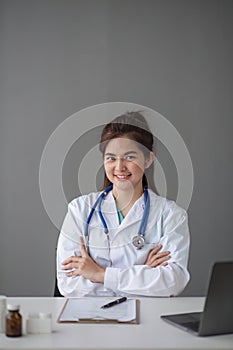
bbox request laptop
[161,261,233,336]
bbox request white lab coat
[56,189,190,297]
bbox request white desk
[0,297,232,350]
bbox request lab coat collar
[101,190,147,232]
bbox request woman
[56,112,190,297]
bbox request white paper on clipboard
[58,297,137,323]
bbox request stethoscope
[84,184,150,254]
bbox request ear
[145,152,155,169]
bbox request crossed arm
[61,237,171,284]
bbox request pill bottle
[5,304,22,337]
[0,296,6,333]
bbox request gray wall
[0,0,232,296]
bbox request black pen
[100,297,127,309]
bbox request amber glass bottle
[5,304,22,337]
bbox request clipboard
[57,297,140,324]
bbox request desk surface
[0,297,232,350]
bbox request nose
[115,157,126,171]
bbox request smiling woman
[103,137,153,216]
[99,112,155,191]
[56,112,190,298]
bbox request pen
[101,297,127,309]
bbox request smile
[114,174,131,180]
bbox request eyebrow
[105,151,138,156]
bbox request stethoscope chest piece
[132,235,145,249]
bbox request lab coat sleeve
[56,201,100,297]
[104,203,190,297]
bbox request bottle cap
[7,304,20,311]
[39,312,51,319]
[28,313,39,319]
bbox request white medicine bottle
[0,296,6,333]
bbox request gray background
[0,0,232,296]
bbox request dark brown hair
[99,111,156,191]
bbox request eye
[105,156,116,162]
[125,155,136,161]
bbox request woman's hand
[144,244,170,267]
[61,237,105,283]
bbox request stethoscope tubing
[84,184,150,254]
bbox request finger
[66,271,74,277]
[146,251,170,264]
[62,256,77,265]
[146,253,170,267]
[149,253,170,265]
[79,237,88,257]
[150,251,170,260]
[62,262,77,270]
[66,269,80,277]
[62,257,83,269]
[151,244,163,254]
[148,255,171,268]
[147,244,163,261]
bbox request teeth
[116,175,128,178]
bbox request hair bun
[114,111,150,131]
